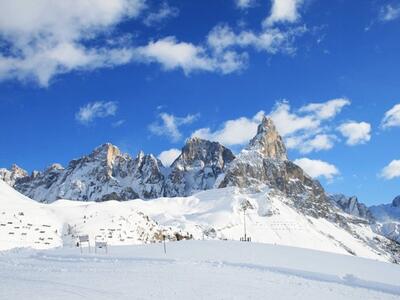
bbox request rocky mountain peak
[46,163,64,172]
[329,194,373,220]
[91,143,121,166]
[0,164,28,186]
[10,164,28,175]
[248,116,287,160]
[176,137,235,168]
[392,196,400,207]
[165,138,235,197]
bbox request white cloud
[158,148,181,166]
[290,134,336,154]
[76,101,118,124]
[143,2,179,27]
[268,101,319,136]
[294,158,339,180]
[264,0,304,27]
[136,37,215,74]
[299,98,350,120]
[149,112,199,142]
[0,0,145,86]
[379,4,400,22]
[0,0,310,85]
[112,120,126,128]
[191,98,350,152]
[268,99,354,153]
[380,160,400,180]
[136,36,249,75]
[235,0,256,9]
[337,121,371,146]
[207,24,306,56]
[381,103,400,129]
[191,111,264,146]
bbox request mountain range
[1,117,399,262]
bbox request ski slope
[0,180,396,262]
[0,241,399,300]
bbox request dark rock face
[329,194,374,221]
[164,137,235,197]
[392,196,400,208]
[248,117,287,160]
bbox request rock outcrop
[164,137,235,197]
[329,194,374,221]
[0,164,28,186]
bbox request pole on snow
[243,207,247,242]
[163,235,166,254]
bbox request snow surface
[0,180,395,262]
[0,241,400,300]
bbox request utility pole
[163,235,166,255]
[243,207,247,241]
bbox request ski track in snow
[1,241,400,300]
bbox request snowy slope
[1,180,398,263]
[0,181,63,250]
[370,198,400,243]
[1,241,399,300]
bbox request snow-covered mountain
[12,144,168,202]
[328,193,400,243]
[0,164,28,186]
[164,137,235,197]
[1,116,400,262]
[329,194,374,221]
[1,177,400,262]
[369,196,400,243]
[4,137,234,202]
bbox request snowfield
[2,172,400,299]
[0,180,396,262]
[1,241,400,300]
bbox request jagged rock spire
[393,196,400,207]
[248,116,287,160]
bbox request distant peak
[392,196,400,207]
[91,143,121,165]
[247,117,287,160]
[45,163,64,172]
[257,116,276,134]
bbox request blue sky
[0,0,400,205]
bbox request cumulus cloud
[143,2,179,27]
[299,98,351,120]
[268,101,319,136]
[337,121,371,145]
[264,0,304,27]
[380,160,400,180]
[191,111,264,146]
[158,148,181,166]
[0,0,145,86]
[0,0,311,85]
[268,99,349,153]
[287,134,336,154]
[190,98,351,152]
[294,158,339,180]
[75,101,118,124]
[381,103,400,129]
[149,112,199,142]
[379,4,400,22]
[136,37,215,74]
